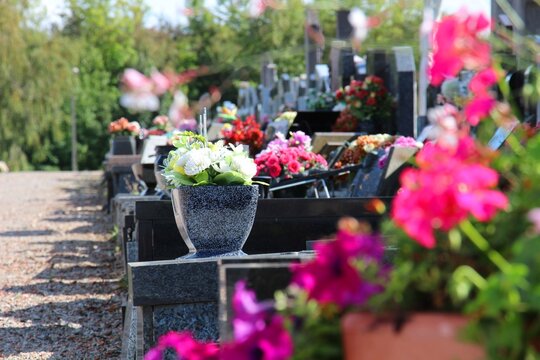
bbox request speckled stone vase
[171,185,259,259]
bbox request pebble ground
[0,172,123,359]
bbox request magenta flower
[465,95,497,126]
[429,13,491,86]
[468,68,499,96]
[222,316,293,360]
[144,331,219,360]
[291,230,385,309]
[392,137,508,248]
[232,281,274,342]
[224,282,293,360]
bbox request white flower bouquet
[163,132,257,186]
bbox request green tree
[0,1,76,170]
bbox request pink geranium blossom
[429,13,491,86]
[291,230,385,309]
[468,68,499,96]
[392,137,508,248]
[465,95,497,126]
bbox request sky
[41,0,191,27]
[41,0,491,28]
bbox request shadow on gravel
[0,173,122,358]
[0,298,121,359]
[0,230,56,237]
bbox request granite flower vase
[171,185,259,259]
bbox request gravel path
[0,172,123,359]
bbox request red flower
[366,97,377,106]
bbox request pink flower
[122,68,153,92]
[268,164,281,178]
[151,71,171,95]
[267,155,280,167]
[429,13,491,86]
[221,316,293,360]
[291,230,385,309]
[468,68,500,96]
[392,137,508,248]
[222,282,294,360]
[248,0,267,17]
[465,95,496,126]
[287,160,301,174]
[144,331,218,360]
[527,208,540,234]
[232,281,274,342]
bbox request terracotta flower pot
[342,313,485,360]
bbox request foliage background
[0,0,422,170]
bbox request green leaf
[172,172,195,186]
[194,171,209,183]
[214,171,247,185]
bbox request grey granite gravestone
[305,9,323,79]
[336,9,352,39]
[391,46,416,137]
[349,150,386,197]
[126,254,312,359]
[330,41,356,91]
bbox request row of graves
[103,10,538,359]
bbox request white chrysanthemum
[213,160,231,174]
[183,148,212,176]
[209,141,227,163]
[231,156,257,180]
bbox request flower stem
[459,220,511,273]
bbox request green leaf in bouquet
[214,171,248,185]
[168,172,195,186]
[194,170,209,184]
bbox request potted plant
[108,117,141,155]
[254,131,328,197]
[333,133,396,169]
[144,115,170,137]
[220,115,264,156]
[306,89,336,111]
[335,76,394,134]
[162,132,260,258]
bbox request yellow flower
[173,164,186,175]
